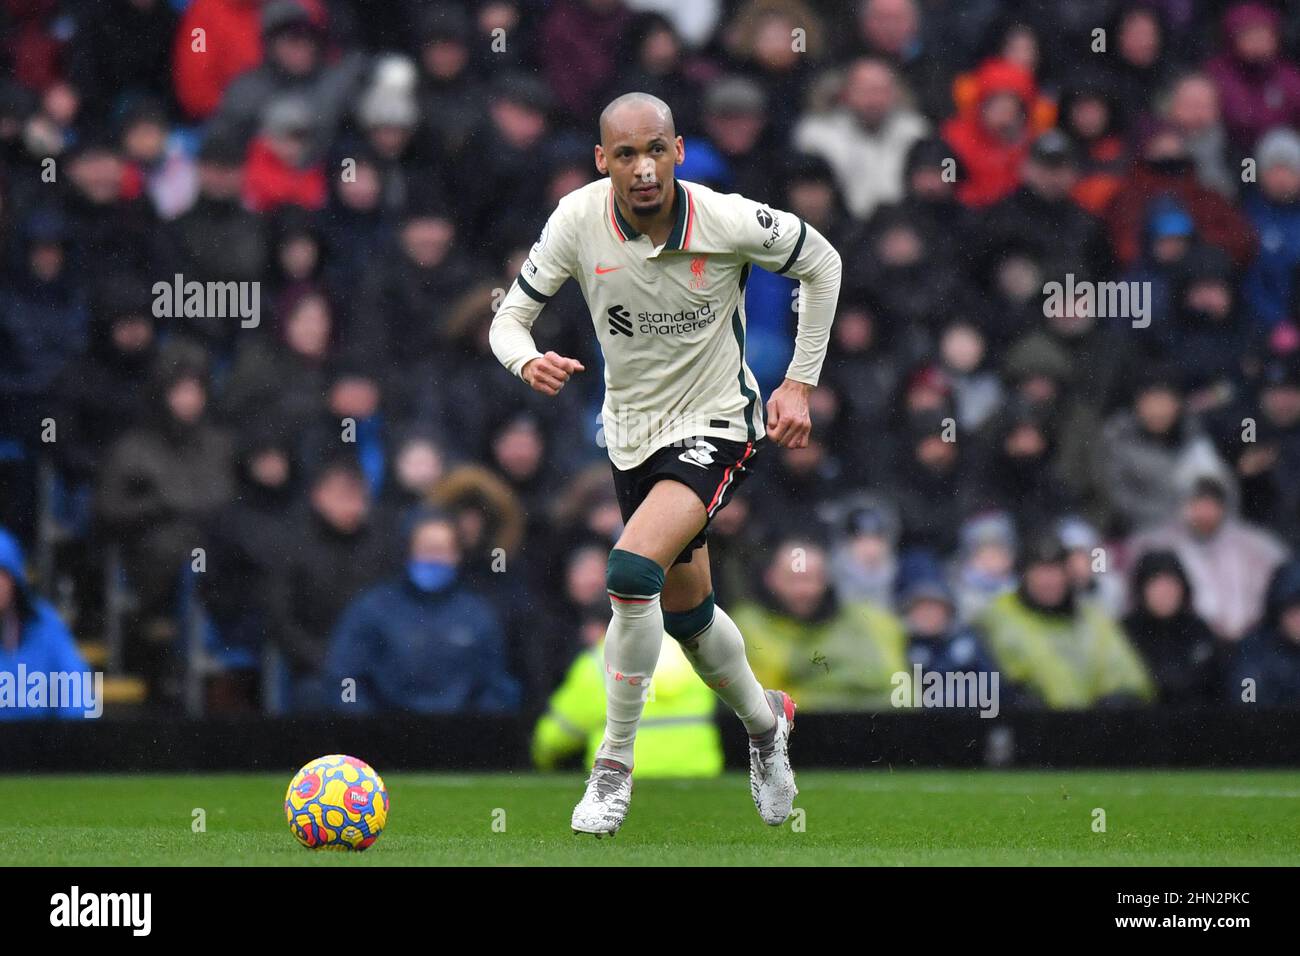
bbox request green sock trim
[663,591,716,642]
[606,548,665,599]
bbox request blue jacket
[324,576,521,714]
[1243,192,1300,329]
[1228,560,1300,705]
[0,528,91,720]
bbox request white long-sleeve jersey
[489,177,842,469]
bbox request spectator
[1174,246,1251,409]
[1243,127,1300,330]
[1124,549,1222,705]
[941,58,1045,208]
[207,0,365,160]
[0,527,92,721]
[1206,2,1300,152]
[1161,72,1236,199]
[60,137,162,289]
[721,0,824,141]
[1105,126,1258,270]
[166,131,269,332]
[352,55,430,219]
[937,318,1002,433]
[355,190,480,363]
[977,129,1113,287]
[733,535,908,712]
[998,335,1107,528]
[96,342,234,689]
[532,607,723,777]
[266,454,397,706]
[451,74,557,251]
[49,274,156,485]
[977,533,1155,709]
[1227,558,1300,705]
[897,567,999,709]
[324,508,520,713]
[1216,354,1300,543]
[199,425,297,709]
[414,3,486,162]
[952,511,1017,624]
[1128,472,1288,641]
[242,96,327,213]
[824,496,900,610]
[1060,515,1125,617]
[317,151,391,301]
[1058,71,1129,216]
[1101,366,1226,535]
[376,427,447,538]
[0,209,89,456]
[427,463,541,707]
[605,13,707,140]
[889,409,972,558]
[973,397,1080,534]
[696,76,779,201]
[539,0,631,125]
[297,358,387,496]
[1102,3,1176,131]
[173,0,327,120]
[850,0,956,121]
[794,57,928,220]
[117,98,198,221]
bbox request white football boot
[571,758,633,837]
[750,689,798,825]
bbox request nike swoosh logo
[595,265,624,275]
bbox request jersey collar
[608,180,694,252]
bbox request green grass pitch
[2,770,1297,866]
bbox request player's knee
[663,591,715,644]
[606,548,665,602]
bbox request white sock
[680,604,775,736]
[595,592,664,768]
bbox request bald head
[599,92,676,145]
[595,92,682,219]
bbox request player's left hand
[765,379,813,448]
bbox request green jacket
[977,591,1155,708]
[532,635,723,778]
[730,599,908,712]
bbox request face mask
[409,560,456,593]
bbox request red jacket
[173,0,326,120]
[941,60,1043,209]
[242,137,325,212]
[1104,164,1258,269]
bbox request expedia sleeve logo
[756,207,782,248]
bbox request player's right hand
[522,351,585,396]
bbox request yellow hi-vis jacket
[532,635,724,778]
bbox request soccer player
[490,92,842,834]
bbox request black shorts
[611,435,763,566]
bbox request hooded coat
[0,528,90,721]
[1123,550,1222,705]
[1228,559,1300,704]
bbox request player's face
[596,110,683,217]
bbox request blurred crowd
[3,0,1300,723]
